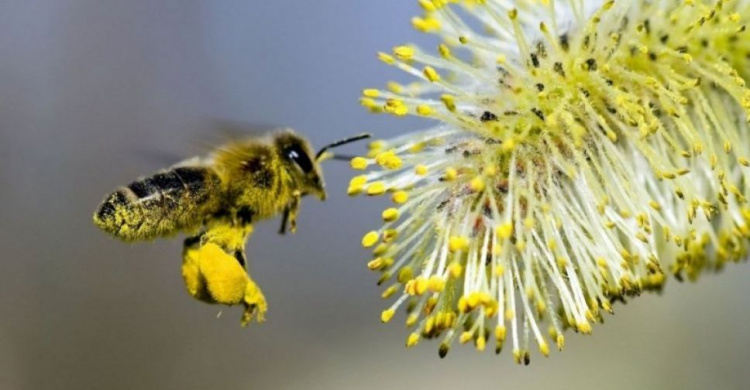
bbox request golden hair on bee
[93,129,370,325]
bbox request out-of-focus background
[1,1,749,389]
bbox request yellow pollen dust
[415,164,429,175]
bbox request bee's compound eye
[286,145,314,173]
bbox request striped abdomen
[94,167,222,241]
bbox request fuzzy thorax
[352,0,750,361]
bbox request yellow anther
[369,140,386,151]
[438,43,451,58]
[367,258,384,270]
[397,266,413,283]
[539,342,550,357]
[415,277,429,295]
[649,201,661,211]
[494,265,504,277]
[467,292,481,309]
[418,0,436,11]
[440,94,456,111]
[383,229,398,243]
[448,235,470,252]
[377,52,395,65]
[459,331,474,344]
[375,150,403,170]
[406,333,420,347]
[382,208,400,222]
[556,335,565,350]
[444,167,458,181]
[484,164,497,176]
[392,190,409,204]
[347,175,368,195]
[496,54,507,64]
[362,88,380,98]
[495,325,507,342]
[416,105,433,116]
[350,157,368,170]
[739,157,750,167]
[372,243,388,256]
[386,81,403,94]
[367,181,387,196]
[393,45,415,60]
[412,17,441,32]
[470,176,485,192]
[381,308,396,323]
[406,313,418,327]
[578,321,592,334]
[427,275,445,292]
[423,66,441,82]
[362,231,380,248]
[415,164,429,176]
[384,99,409,116]
[449,262,463,278]
[476,336,486,351]
[496,223,514,239]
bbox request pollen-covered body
[93,129,329,325]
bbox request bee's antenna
[315,133,372,161]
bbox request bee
[93,129,369,325]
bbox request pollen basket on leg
[353,0,750,360]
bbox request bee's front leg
[278,190,302,235]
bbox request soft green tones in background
[0,1,749,389]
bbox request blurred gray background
[1,1,749,389]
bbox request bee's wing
[194,118,283,148]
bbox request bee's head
[274,130,327,200]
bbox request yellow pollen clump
[350,157,368,170]
[367,182,387,196]
[361,231,380,248]
[392,191,409,204]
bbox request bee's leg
[182,223,267,325]
[278,207,290,235]
[286,190,302,234]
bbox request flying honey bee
[93,129,370,325]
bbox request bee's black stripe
[173,167,213,203]
[128,178,157,199]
